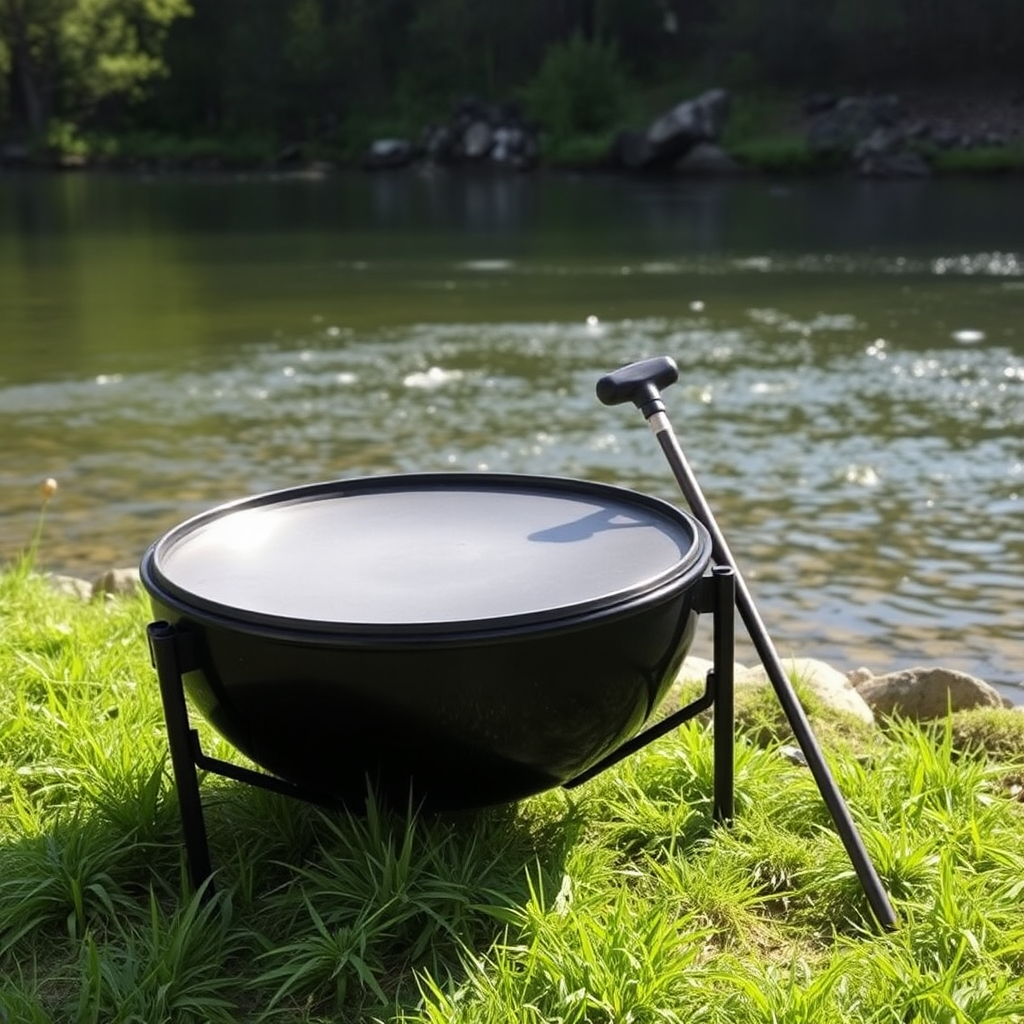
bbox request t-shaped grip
[596,356,679,418]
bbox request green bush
[42,119,90,158]
[521,32,632,139]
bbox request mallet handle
[597,357,898,932]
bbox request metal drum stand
[147,357,897,932]
[147,563,738,890]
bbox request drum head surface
[146,474,710,635]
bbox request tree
[0,0,191,137]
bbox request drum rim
[140,472,713,643]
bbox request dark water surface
[1,171,1022,700]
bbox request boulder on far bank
[647,88,731,162]
[609,87,732,173]
[669,655,875,729]
[801,90,1024,177]
[851,665,1012,721]
[853,127,931,177]
[674,141,744,175]
[807,94,903,154]
[672,653,1022,762]
[364,95,539,173]
[805,93,936,178]
[363,138,417,171]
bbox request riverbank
[2,565,1024,1021]
[3,88,1023,178]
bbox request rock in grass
[735,657,875,725]
[677,656,749,684]
[91,567,142,599]
[854,666,1011,721]
[656,656,748,720]
[47,574,93,600]
[666,656,880,758]
[847,666,874,688]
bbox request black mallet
[598,355,898,932]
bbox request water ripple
[2,311,1022,698]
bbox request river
[1,170,1022,701]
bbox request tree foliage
[2,0,1023,145]
[0,0,191,135]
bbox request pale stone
[734,657,875,725]
[657,655,749,720]
[778,744,808,766]
[856,666,1012,721]
[363,138,415,170]
[91,567,142,599]
[677,655,748,683]
[646,88,731,163]
[847,666,874,690]
[461,121,494,160]
[47,574,93,600]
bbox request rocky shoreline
[365,87,1024,179]
[678,655,1023,723]
[3,87,1022,179]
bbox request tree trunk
[13,43,46,135]
[1,0,47,136]
[578,0,594,39]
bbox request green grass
[928,145,1024,174]
[84,131,283,168]
[726,136,843,174]
[3,564,1024,1022]
[538,131,619,168]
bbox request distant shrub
[521,32,632,139]
[43,119,90,158]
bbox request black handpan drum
[141,472,713,809]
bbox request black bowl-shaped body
[141,473,712,809]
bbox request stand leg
[711,566,735,825]
[147,621,214,892]
[563,567,737,811]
